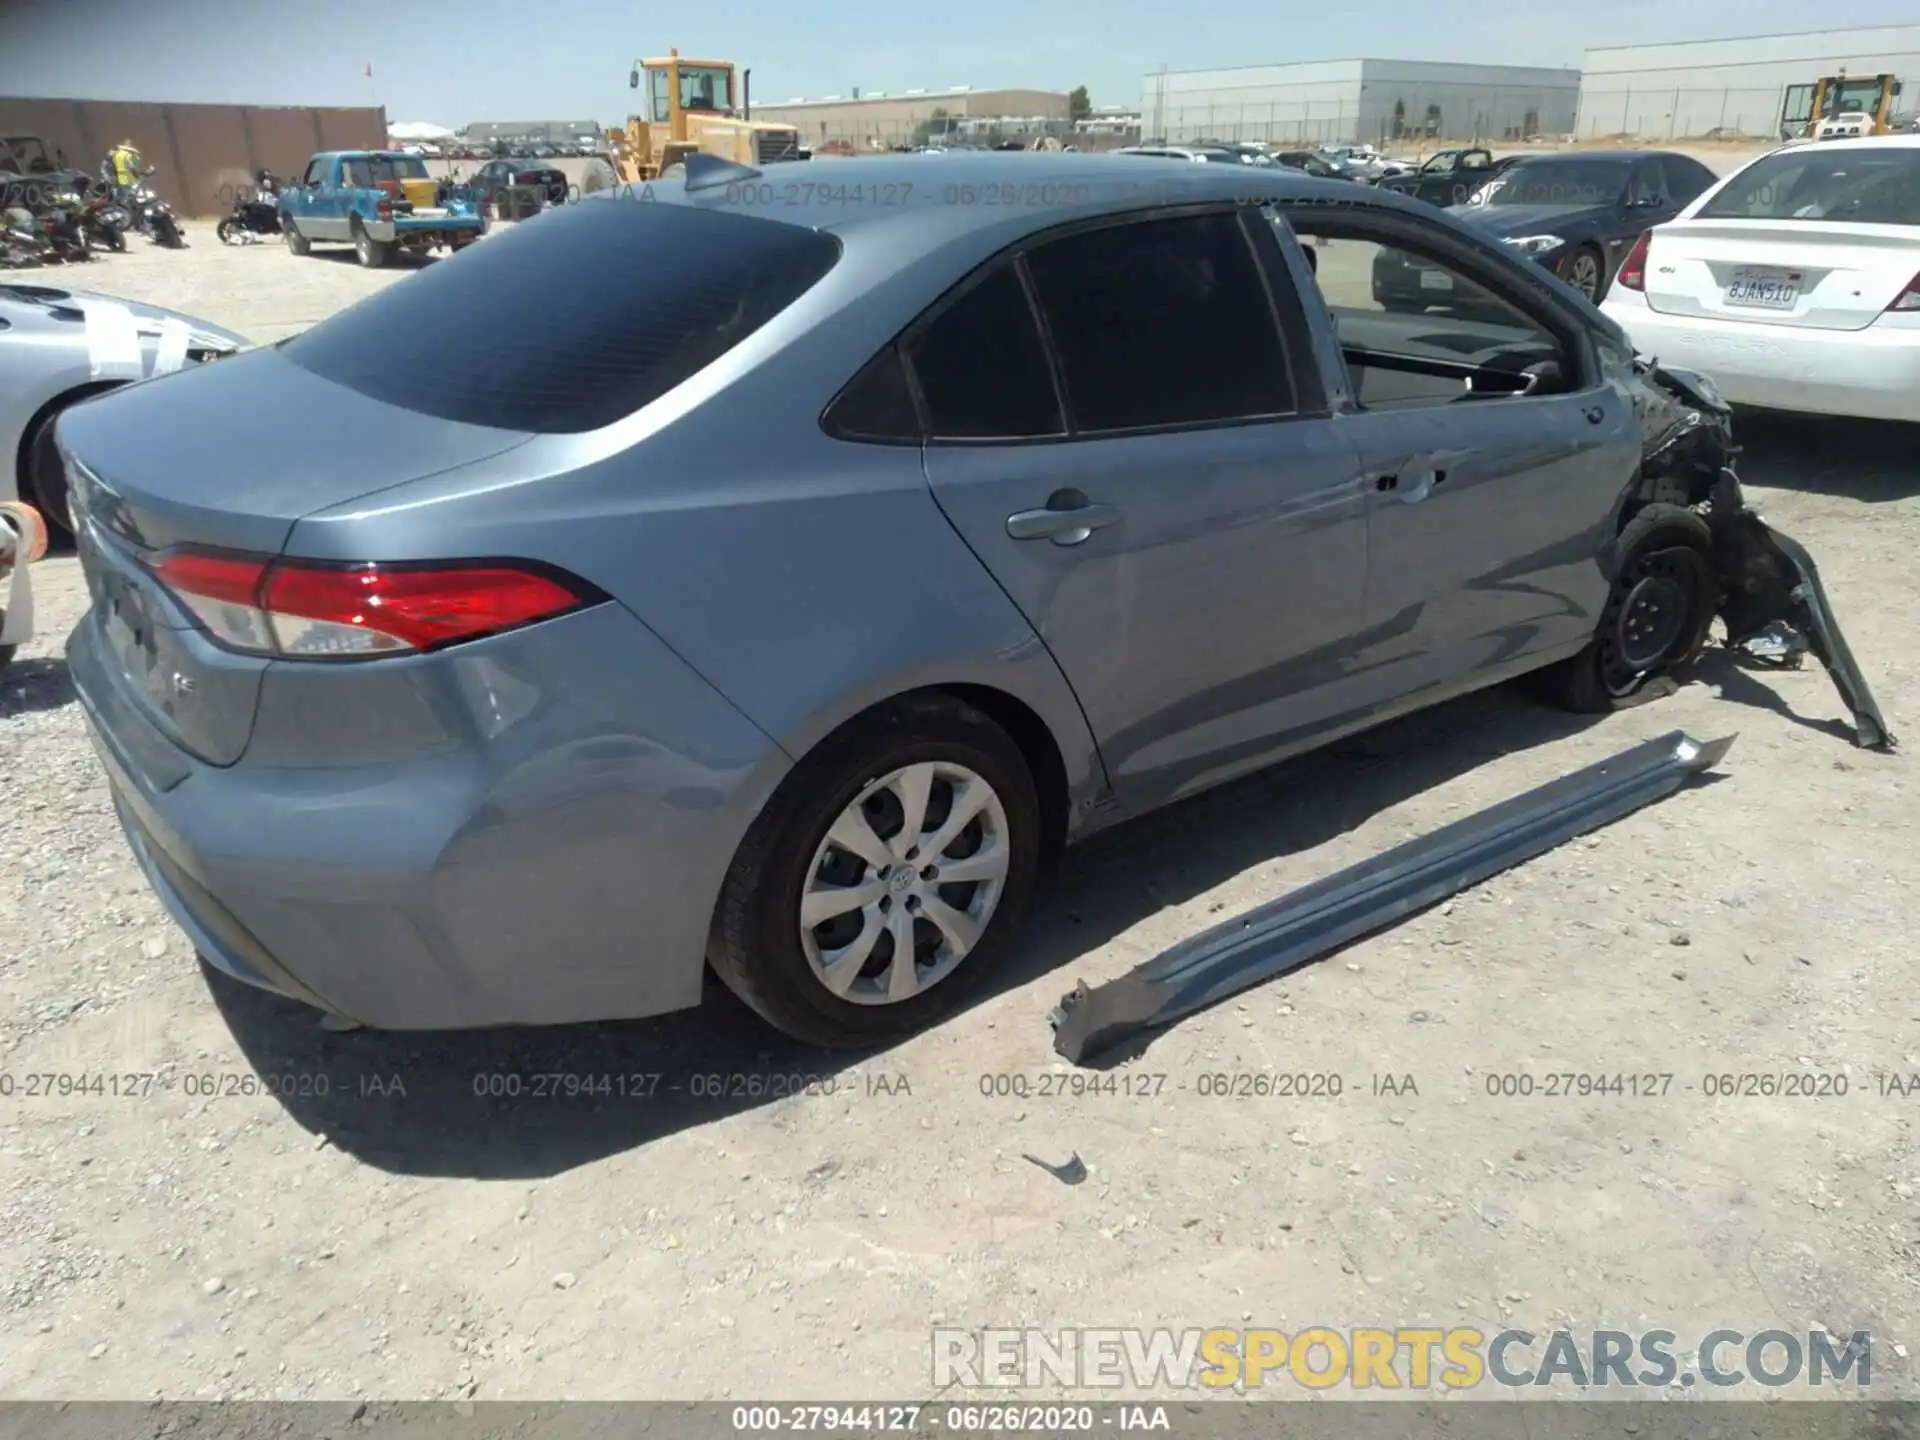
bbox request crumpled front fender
[1629,361,1894,753]
[1707,469,1895,752]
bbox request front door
[307,158,349,240]
[1284,210,1642,711]
[915,209,1371,812]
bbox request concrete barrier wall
[0,97,386,215]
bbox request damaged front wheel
[1541,503,1718,713]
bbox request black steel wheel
[1535,503,1717,713]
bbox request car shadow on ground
[0,656,74,717]
[211,680,1642,1180]
[301,247,441,268]
[1690,644,1858,746]
[1734,410,1920,502]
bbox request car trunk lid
[56,348,532,767]
[54,345,533,554]
[1641,220,1920,330]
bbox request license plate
[411,207,448,219]
[1725,267,1800,310]
[1420,269,1454,291]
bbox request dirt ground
[1,202,1917,1406]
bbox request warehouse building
[1140,60,1579,147]
[748,87,1070,150]
[1577,24,1920,140]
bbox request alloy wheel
[798,761,1012,1006]
[1567,249,1602,301]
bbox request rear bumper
[68,600,792,1030]
[1600,296,1920,422]
[365,215,486,243]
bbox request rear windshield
[281,199,842,433]
[1699,147,1920,225]
[346,155,430,186]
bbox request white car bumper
[1600,295,1920,423]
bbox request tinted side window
[1627,160,1669,206]
[823,344,921,443]
[904,263,1063,440]
[1023,211,1293,434]
[1663,155,1717,204]
[282,201,841,433]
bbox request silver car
[55,153,1872,1047]
[1,282,248,539]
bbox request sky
[1,0,1917,127]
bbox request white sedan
[1600,135,1920,422]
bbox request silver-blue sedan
[53,152,1881,1046]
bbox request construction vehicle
[609,51,806,183]
[1779,72,1905,140]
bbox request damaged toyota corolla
[53,154,1891,1047]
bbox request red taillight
[1615,231,1652,292]
[150,551,275,651]
[1886,271,1920,313]
[376,198,393,218]
[147,551,596,659]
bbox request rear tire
[709,693,1042,1049]
[283,222,310,256]
[351,219,392,269]
[25,418,77,541]
[580,158,617,195]
[1536,503,1716,713]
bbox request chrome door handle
[1007,495,1119,546]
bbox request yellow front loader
[610,51,805,182]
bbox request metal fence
[1577,85,1798,140]
[754,115,1138,151]
[1140,92,1570,148]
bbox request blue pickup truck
[279,150,486,267]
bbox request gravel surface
[0,216,1916,1403]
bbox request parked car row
[1598,134,1920,423]
[1350,134,1919,423]
[394,141,608,161]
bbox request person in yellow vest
[107,140,144,187]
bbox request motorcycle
[1,207,50,267]
[216,171,282,244]
[134,182,184,247]
[39,187,97,261]
[108,165,184,248]
[79,186,129,251]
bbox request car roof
[607,152,1393,247]
[1800,133,1920,149]
[1507,149,1668,163]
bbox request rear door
[1284,204,1643,707]
[1642,145,1920,330]
[918,207,1372,810]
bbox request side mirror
[629,66,640,89]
